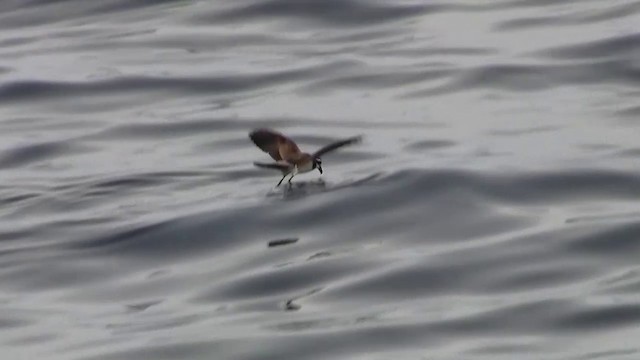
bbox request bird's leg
[287,165,298,186]
[276,173,287,187]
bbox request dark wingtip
[253,161,275,168]
[253,161,270,168]
[345,135,364,147]
[248,128,265,142]
[248,128,277,147]
[253,161,291,173]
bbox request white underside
[295,161,314,174]
[274,160,314,175]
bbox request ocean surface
[1,1,640,359]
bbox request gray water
[1,1,640,359]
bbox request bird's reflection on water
[266,173,381,200]
[270,178,328,200]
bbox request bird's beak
[318,164,323,174]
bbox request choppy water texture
[1,1,640,359]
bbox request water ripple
[196,0,448,26]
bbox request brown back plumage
[249,128,302,162]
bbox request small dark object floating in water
[285,299,301,311]
[267,238,299,248]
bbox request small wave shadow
[125,300,163,313]
[265,173,380,200]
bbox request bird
[249,128,362,187]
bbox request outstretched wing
[312,135,363,158]
[253,161,292,174]
[249,128,300,161]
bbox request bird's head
[313,157,323,174]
